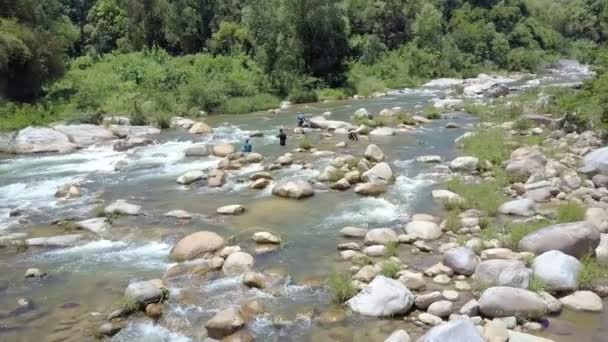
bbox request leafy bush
[288,88,318,104]
[397,113,416,126]
[130,101,148,126]
[556,201,586,223]
[353,116,385,128]
[317,88,351,101]
[153,113,171,129]
[380,260,400,278]
[328,271,357,303]
[220,94,280,114]
[513,117,532,131]
[423,106,442,119]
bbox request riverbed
[0,60,602,341]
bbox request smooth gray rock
[518,221,601,258]
[272,179,314,199]
[582,146,608,175]
[9,127,77,154]
[384,329,411,342]
[443,247,479,276]
[475,259,531,289]
[417,318,484,342]
[124,280,162,305]
[498,199,535,217]
[348,276,415,316]
[532,250,581,291]
[53,124,115,147]
[478,287,547,319]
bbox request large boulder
[405,221,442,241]
[208,169,226,187]
[449,156,479,173]
[443,247,479,276]
[108,125,160,138]
[26,234,84,247]
[169,231,225,261]
[76,218,110,235]
[532,250,581,291]
[582,146,608,175]
[364,144,385,162]
[505,147,547,178]
[124,280,163,305]
[364,228,398,245]
[478,287,547,319]
[354,108,372,119]
[104,200,141,216]
[518,221,601,258]
[384,329,410,342]
[217,204,245,215]
[205,307,245,339]
[483,84,509,98]
[417,318,484,342]
[474,259,531,289]
[309,116,352,130]
[432,190,464,204]
[113,137,152,151]
[498,199,535,217]
[212,143,235,157]
[362,162,394,183]
[53,124,115,147]
[370,127,396,136]
[354,182,387,196]
[272,179,314,199]
[586,207,608,232]
[222,252,254,276]
[347,276,414,317]
[188,122,213,134]
[8,127,77,154]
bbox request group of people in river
[241,112,357,153]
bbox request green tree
[413,3,443,50]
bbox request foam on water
[34,240,171,272]
[112,321,192,342]
[388,175,435,206]
[322,197,400,228]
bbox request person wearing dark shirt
[277,129,287,146]
[241,138,252,153]
[297,113,305,127]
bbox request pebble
[442,290,459,301]
[24,268,46,278]
[433,274,451,285]
[454,280,471,291]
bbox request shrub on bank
[328,271,357,303]
[220,94,280,114]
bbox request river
[0,60,602,341]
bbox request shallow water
[0,62,602,341]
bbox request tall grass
[446,177,506,216]
[328,272,358,303]
[579,255,608,288]
[504,221,548,250]
[556,201,586,223]
[380,260,400,279]
[461,128,510,165]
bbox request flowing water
[0,61,603,341]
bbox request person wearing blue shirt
[241,138,252,153]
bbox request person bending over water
[241,138,252,153]
[348,128,359,141]
[297,112,306,127]
[277,129,287,146]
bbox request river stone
[525,188,553,203]
[76,218,110,235]
[169,231,225,261]
[331,178,351,190]
[26,234,84,247]
[398,271,426,290]
[98,323,123,337]
[184,143,210,157]
[417,318,484,342]
[347,275,415,316]
[109,125,160,138]
[171,116,196,129]
[518,221,601,258]
[364,144,385,162]
[482,319,509,342]
[449,156,479,173]
[582,146,608,175]
[252,231,281,244]
[353,265,379,282]
[592,174,608,188]
[9,127,77,154]
[354,108,372,119]
[478,287,547,319]
[124,280,163,305]
[415,291,443,310]
[370,127,396,136]
[24,268,46,278]
[428,300,453,317]
[532,250,581,291]
[596,234,608,265]
[164,210,192,219]
[213,143,235,157]
[586,207,608,232]
[364,228,398,245]
[418,313,443,326]
[498,199,535,217]
[405,221,442,241]
[53,124,115,147]
[443,247,479,276]
[384,329,410,342]
[340,227,368,238]
[362,162,394,183]
[272,179,314,199]
[217,205,245,215]
[251,178,271,189]
[460,299,480,316]
[104,200,141,216]
[474,259,531,288]
[222,252,254,276]
[417,155,442,163]
[363,245,387,257]
[177,170,205,185]
[507,330,555,342]
[189,122,213,134]
[559,291,603,312]
[207,169,226,187]
[242,272,268,289]
[113,137,152,151]
[432,190,464,204]
[205,307,245,339]
[354,182,387,196]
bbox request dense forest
[0,0,607,130]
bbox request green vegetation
[528,274,546,293]
[328,271,358,303]
[298,137,313,151]
[397,113,417,126]
[504,221,548,250]
[446,177,506,216]
[423,106,442,120]
[461,128,510,165]
[119,297,140,312]
[380,260,401,279]
[2,0,607,130]
[444,210,462,232]
[353,116,385,128]
[579,255,608,288]
[513,117,533,132]
[385,241,399,258]
[556,201,586,223]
